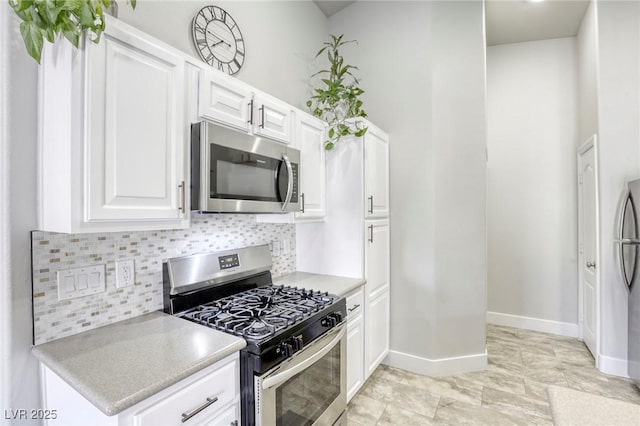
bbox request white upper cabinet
[364,124,390,218]
[39,16,189,233]
[197,70,293,144]
[295,114,326,220]
[198,69,252,132]
[253,92,293,144]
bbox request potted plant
[307,34,368,150]
[9,0,136,64]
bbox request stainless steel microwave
[191,122,300,213]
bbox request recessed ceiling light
[528,0,545,3]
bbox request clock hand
[211,40,225,48]
[205,28,232,48]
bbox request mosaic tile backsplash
[31,214,296,344]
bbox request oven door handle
[261,324,345,390]
[281,153,293,211]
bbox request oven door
[255,325,347,426]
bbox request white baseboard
[487,311,579,338]
[384,350,487,377]
[598,354,629,378]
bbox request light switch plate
[57,265,106,301]
[115,259,135,288]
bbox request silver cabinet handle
[178,181,186,213]
[368,195,374,214]
[260,105,265,128]
[231,421,238,426]
[368,224,373,243]
[586,262,596,268]
[301,193,305,213]
[348,304,360,313]
[181,396,218,423]
[248,99,254,124]
[281,153,293,211]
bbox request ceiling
[486,0,590,46]
[313,0,590,46]
[313,0,356,17]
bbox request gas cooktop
[177,284,340,342]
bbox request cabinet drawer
[133,357,238,426]
[345,286,364,319]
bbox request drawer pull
[181,396,218,423]
[348,304,361,313]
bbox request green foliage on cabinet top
[9,0,137,63]
[307,34,368,150]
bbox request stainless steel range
[163,245,347,426]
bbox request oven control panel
[218,254,240,270]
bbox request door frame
[577,134,601,363]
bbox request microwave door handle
[261,324,345,390]
[281,153,293,211]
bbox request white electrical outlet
[116,259,135,288]
[281,238,291,255]
[57,265,106,301]
[271,240,281,257]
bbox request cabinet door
[200,403,239,426]
[199,69,252,132]
[364,126,389,218]
[366,290,390,377]
[295,114,326,219]
[86,23,187,222]
[364,219,390,378]
[254,93,292,144]
[365,220,390,297]
[347,312,365,402]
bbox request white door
[253,94,292,144]
[199,69,252,132]
[578,136,599,357]
[86,24,187,222]
[364,126,389,218]
[295,114,326,219]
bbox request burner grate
[178,285,339,341]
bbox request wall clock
[191,5,245,75]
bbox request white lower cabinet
[366,289,390,377]
[346,285,365,402]
[364,219,390,377]
[40,353,240,426]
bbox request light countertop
[32,311,246,416]
[274,271,365,296]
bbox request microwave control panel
[219,254,240,270]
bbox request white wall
[578,2,598,145]
[595,0,640,373]
[1,3,41,422]
[486,38,579,328]
[118,0,328,109]
[330,1,487,371]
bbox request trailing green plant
[307,34,367,150]
[9,0,137,64]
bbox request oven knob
[332,312,343,323]
[328,315,337,327]
[293,336,303,351]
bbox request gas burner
[178,285,340,341]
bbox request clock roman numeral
[196,38,207,46]
[194,22,206,34]
[233,59,241,69]
[236,49,245,58]
[221,10,227,22]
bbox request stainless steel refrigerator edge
[191,122,301,213]
[619,178,640,385]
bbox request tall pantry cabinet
[296,120,390,399]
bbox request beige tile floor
[346,324,640,425]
